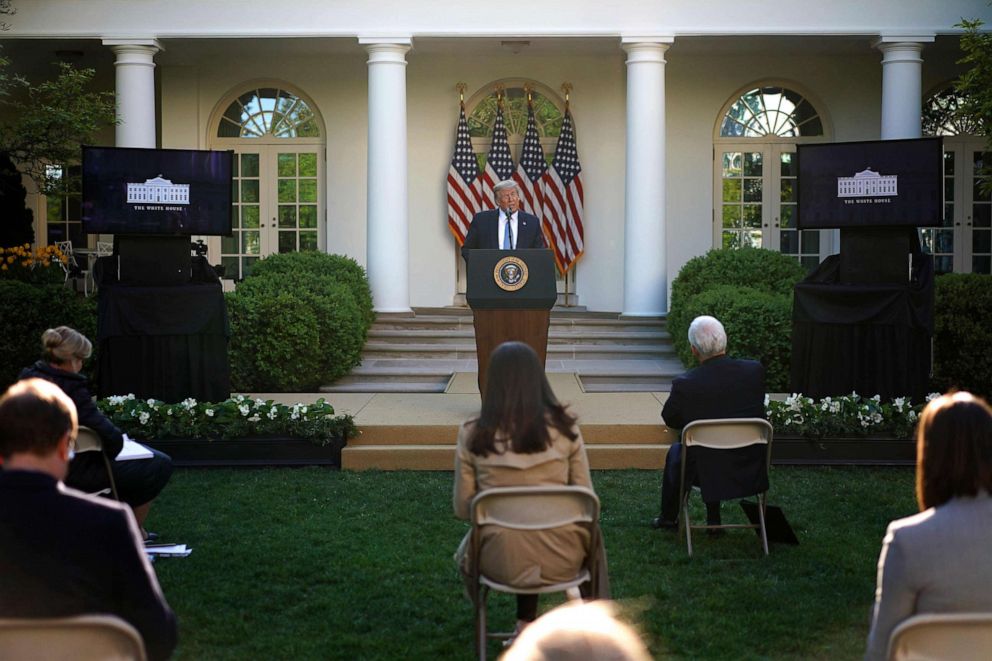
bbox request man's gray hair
[494,179,520,195]
[687,315,727,359]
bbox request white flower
[127,394,136,400]
[908,411,918,421]
[146,398,157,406]
[267,406,278,420]
[255,398,266,407]
[139,412,150,425]
[301,406,308,414]
[248,415,260,422]
[235,394,246,403]
[830,402,840,413]
[871,413,882,424]
[926,392,940,402]
[181,397,197,410]
[763,394,770,406]
[893,397,906,412]
[290,412,300,420]
[166,408,173,416]
[239,404,250,416]
[205,408,215,417]
[871,394,881,403]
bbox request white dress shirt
[497,209,518,249]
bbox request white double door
[218,145,323,280]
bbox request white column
[621,37,673,316]
[360,37,412,313]
[103,39,162,148]
[874,34,934,140]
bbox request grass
[149,466,916,660]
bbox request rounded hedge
[674,284,794,391]
[247,252,374,327]
[932,273,992,398]
[227,262,371,392]
[0,280,97,391]
[668,248,804,392]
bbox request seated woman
[453,341,607,639]
[865,391,992,660]
[20,326,173,541]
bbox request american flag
[512,99,547,221]
[541,109,584,273]
[446,102,482,245]
[480,102,515,208]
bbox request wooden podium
[466,249,557,394]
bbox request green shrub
[932,273,992,398]
[675,284,793,391]
[227,271,367,392]
[247,252,374,327]
[0,281,97,390]
[668,248,804,390]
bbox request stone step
[361,343,674,360]
[409,307,664,322]
[367,329,671,346]
[372,318,667,332]
[341,443,670,470]
[351,422,673,446]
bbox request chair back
[75,425,104,454]
[471,486,599,530]
[0,615,146,661]
[888,613,992,661]
[96,241,114,257]
[683,418,773,451]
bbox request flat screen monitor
[796,137,942,229]
[81,146,233,236]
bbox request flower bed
[97,395,358,467]
[765,393,933,465]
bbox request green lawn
[150,466,915,660]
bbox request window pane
[723,179,741,203]
[241,180,259,204]
[935,229,954,253]
[780,153,796,177]
[242,231,260,255]
[780,206,795,228]
[243,206,260,229]
[230,207,239,229]
[300,231,318,251]
[802,229,820,253]
[47,197,63,222]
[780,229,798,254]
[221,235,238,253]
[231,180,239,203]
[780,180,795,203]
[299,179,317,203]
[743,152,762,177]
[241,153,259,177]
[244,256,259,276]
[974,229,991,254]
[722,206,740,228]
[944,151,954,176]
[278,153,296,177]
[743,205,762,228]
[278,231,296,253]
[299,205,317,229]
[974,204,991,228]
[722,152,742,177]
[278,179,296,203]
[974,256,991,274]
[743,178,763,202]
[299,153,317,177]
[278,206,296,228]
[934,255,953,274]
[221,256,239,279]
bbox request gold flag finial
[560,82,573,108]
[494,82,506,106]
[523,83,533,105]
[456,82,467,104]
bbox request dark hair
[468,342,578,457]
[0,378,77,458]
[915,391,992,510]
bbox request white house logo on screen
[836,168,898,198]
[126,175,190,205]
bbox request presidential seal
[493,256,529,292]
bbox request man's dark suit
[0,470,177,661]
[460,208,546,261]
[658,355,766,523]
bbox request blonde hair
[41,326,92,365]
[503,601,652,661]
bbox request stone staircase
[321,307,686,393]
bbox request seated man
[652,316,766,530]
[0,378,177,661]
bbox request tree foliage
[956,17,992,196]
[0,54,116,194]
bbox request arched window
[466,82,565,166]
[720,86,824,138]
[216,87,320,139]
[209,84,325,280]
[715,83,828,270]
[921,85,990,274]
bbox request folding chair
[887,613,992,661]
[75,425,120,500]
[469,486,601,661]
[0,614,146,661]
[679,418,773,557]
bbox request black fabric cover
[692,444,769,502]
[790,254,934,402]
[96,281,230,403]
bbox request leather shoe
[650,516,678,530]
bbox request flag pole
[561,82,574,308]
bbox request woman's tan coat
[453,420,596,589]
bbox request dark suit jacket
[0,470,177,661]
[662,355,768,501]
[460,208,546,261]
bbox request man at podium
[461,180,546,260]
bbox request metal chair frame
[469,485,600,661]
[75,425,120,500]
[678,417,774,557]
[0,614,146,661]
[887,613,992,661]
